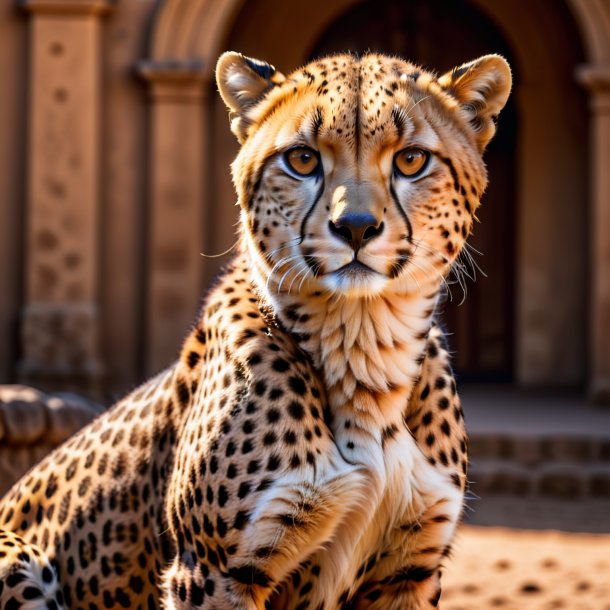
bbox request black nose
[328,213,384,251]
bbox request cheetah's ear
[439,54,512,151]
[216,52,285,142]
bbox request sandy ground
[442,525,610,609]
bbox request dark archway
[310,0,518,381]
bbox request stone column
[577,65,610,405]
[137,60,208,376]
[19,0,112,396]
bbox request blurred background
[2,0,610,547]
[2,1,610,606]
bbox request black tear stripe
[389,181,413,243]
[299,175,326,247]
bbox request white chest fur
[300,425,462,608]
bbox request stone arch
[141,0,610,399]
[146,0,610,68]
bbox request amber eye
[394,148,429,178]
[285,147,320,176]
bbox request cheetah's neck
[245,224,441,424]
[257,260,440,427]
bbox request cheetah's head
[217,52,511,299]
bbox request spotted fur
[0,51,510,609]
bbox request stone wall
[0,385,102,496]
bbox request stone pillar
[19,0,112,396]
[577,65,610,405]
[137,60,208,376]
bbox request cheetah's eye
[284,147,320,176]
[394,148,430,178]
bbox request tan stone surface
[443,525,610,609]
[0,385,102,495]
[0,385,102,446]
[1,0,610,397]
[140,65,208,376]
[0,444,54,497]
[0,2,27,385]
[0,385,47,444]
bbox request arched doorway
[310,0,518,382]
[151,0,591,389]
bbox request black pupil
[299,152,311,164]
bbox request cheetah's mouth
[320,257,388,297]
[335,259,378,278]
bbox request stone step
[468,458,610,499]
[468,433,610,466]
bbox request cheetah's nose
[328,212,384,251]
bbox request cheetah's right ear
[216,52,285,143]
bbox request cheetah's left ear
[439,54,512,151]
[216,51,285,143]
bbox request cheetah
[0,51,511,609]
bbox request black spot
[268,387,284,400]
[272,358,290,372]
[22,585,42,600]
[242,439,254,454]
[288,376,307,396]
[191,582,204,606]
[267,455,281,471]
[228,565,271,587]
[288,401,305,420]
[249,353,262,366]
[45,474,58,499]
[385,565,434,585]
[266,408,281,423]
[187,351,200,368]
[263,431,277,446]
[176,379,190,406]
[6,572,26,587]
[233,510,250,530]
[283,430,297,445]
[366,589,383,601]
[217,515,228,538]
[42,566,54,583]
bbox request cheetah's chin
[321,267,388,298]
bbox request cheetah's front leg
[352,329,467,610]
[352,484,463,610]
[161,467,368,609]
